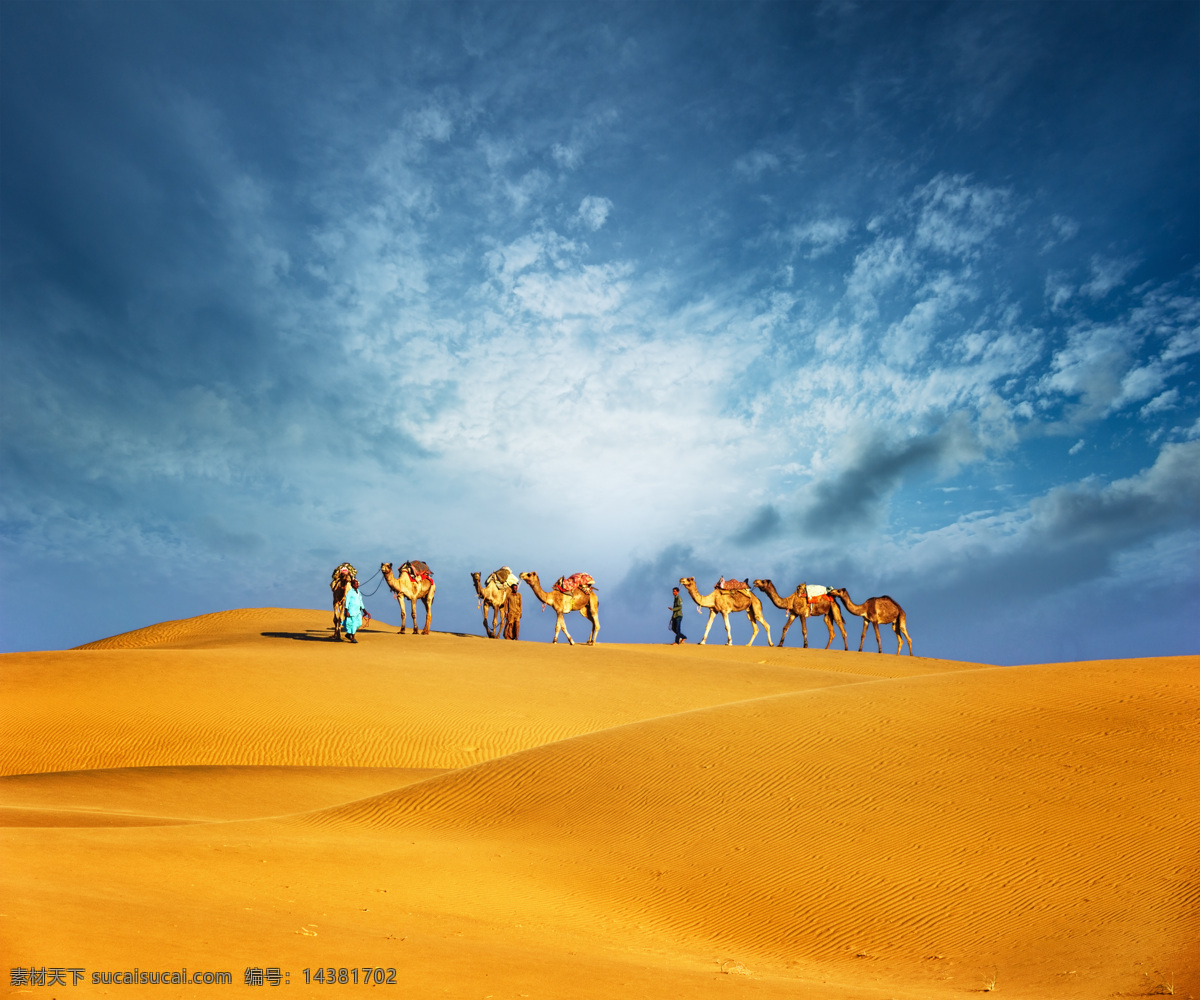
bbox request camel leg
[896,618,913,656]
[799,612,809,649]
[751,612,772,647]
[585,607,599,645]
[699,611,718,645]
[722,611,733,645]
[823,614,836,650]
[398,595,410,634]
[873,621,883,653]
[556,612,574,646]
[779,614,795,647]
[857,620,868,652]
[746,612,759,646]
[833,610,848,651]
[422,595,432,635]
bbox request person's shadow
[261,630,347,642]
[261,629,479,641]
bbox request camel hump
[487,567,520,589]
[405,560,433,578]
[555,572,596,594]
[716,576,751,591]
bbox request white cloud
[1081,254,1139,298]
[911,174,1011,258]
[576,195,613,231]
[552,142,582,169]
[1140,389,1179,417]
[789,217,853,258]
[734,149,782,180]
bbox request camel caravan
[329,561,909,654]
[678,576,912,655]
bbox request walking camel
[471,568,517,638]
[519,571,600,645]
[678,577,773,646]
[754,579,848,650]
[828,587,913,655]
[380,561,436,635]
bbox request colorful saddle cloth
[716,577,751,591]
[331,563,358,587]
[554,572,596,593]
[796,583,830,608]
[403,560,433,582]
[487,567,520,590]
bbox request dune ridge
[2,607,1196,999]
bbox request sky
[1,1,1197,662]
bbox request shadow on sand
[261,629,482,641]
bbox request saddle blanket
[716,577,750,591]
[803,584,829,599]
[403,560,433,581]
[487,567,520,589]
[555,572,596,593]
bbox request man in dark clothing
[503,583,522,640]
[669,586,687,644]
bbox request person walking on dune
[669,586,687,645]
[343,578,365,644]
[503,583,522,640]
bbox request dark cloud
[801,421,979,532]
[613,544,700,611]
[732,504,783,545]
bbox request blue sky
[2,1,1197,662]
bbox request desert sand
[2,608,1196,999]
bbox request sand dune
[2,608,1196,999]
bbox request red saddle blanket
[716,577,750,591]
[554,572,596,593]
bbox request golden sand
[2,608,1196,998]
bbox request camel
[330,563,357,640]
[828,587,913,655]
[471,568,517,638]
[754,579,848,650]
[380,561,435,635]
[678,577,773,647]
[519,571,600,645]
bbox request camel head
[679,576,696,588]
[828,587,848,599]
[381,562,393,576]
[519,571,536,583]
[753,579,771,590]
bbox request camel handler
[669,586,687,644]
[503,583,522,640]
[343,578,365,644]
